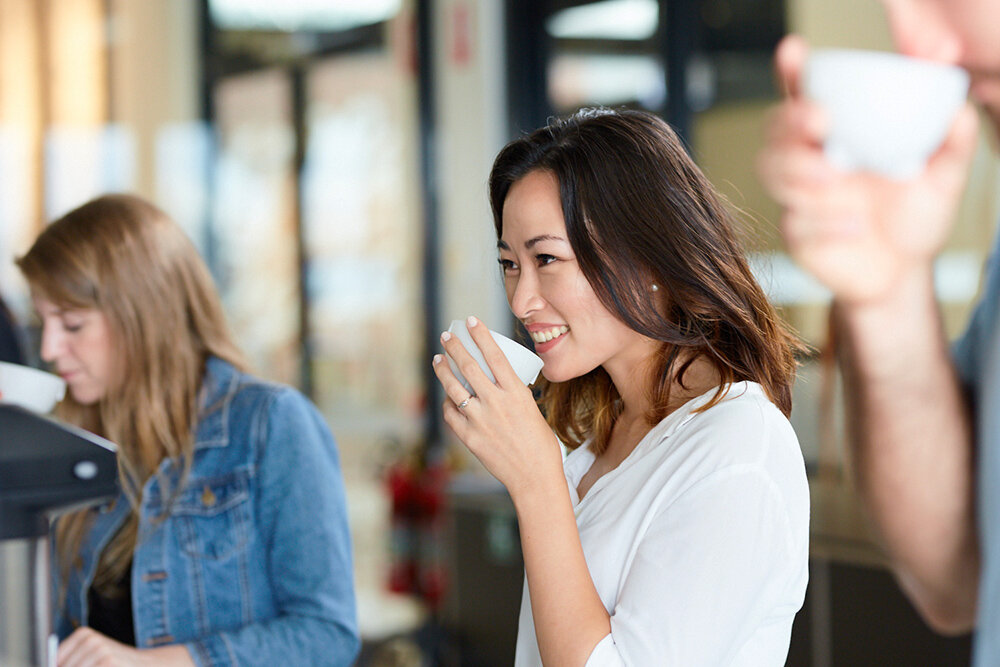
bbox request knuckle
[458,358,480,376]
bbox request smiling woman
[433,108,809,666]
[497,169,656,385]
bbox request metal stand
[0,404,118,667]
[0,535,52,667]
[32,535,55,667]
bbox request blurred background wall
[0,1,997,665]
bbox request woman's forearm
[513,483,611,667]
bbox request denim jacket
[54,357,360,666]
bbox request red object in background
[450,3,473,66]
[386,456,450,610]
[387,462,419,594]
[415,461,449,608]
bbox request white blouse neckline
[564,381,756,506]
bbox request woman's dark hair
[489,108,804,453]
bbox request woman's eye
[498,258,517,273]
[536,254,557,267]
[62,320,84,333]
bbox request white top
[514,382,810,666]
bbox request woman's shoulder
[655,381,786,435]
[646,382,809,541]
[203,358,312,413]
[694,381,792,433]
[648,381,803,477]
[197,359,328,449]
[231,373,306,407]
[229,377,326,439]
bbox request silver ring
[457,396,473,410]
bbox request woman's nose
[509,273,545,319]
[38,323,62,363]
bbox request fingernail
[433,354,443,365]
[441,331,452,342]
[467,315,478,327]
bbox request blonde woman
[17,195,358,666]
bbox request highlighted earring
[651,283,659,292]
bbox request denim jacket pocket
[172,471,252,561]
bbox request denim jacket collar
[193,356,240,451]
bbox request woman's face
[498,170,656,383]
[33,297,116,405]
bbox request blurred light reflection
[209,0,401,32]
[546,0,658,41]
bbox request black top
[0,298,25,365]
[86,561,136,646]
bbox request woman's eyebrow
[497,234,567,251]
[525,234,567,249]
[32,302,63,316]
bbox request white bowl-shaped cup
[446,319,544,393]
[804,49,969,179]
[0,360,67,413]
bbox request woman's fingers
[441,396,471,440]
[437,331,488,400]
[58,627,107,667]
[432,353,476,409]
[57,628,86,667]
[464,317,522,388]
[437,317,518,398]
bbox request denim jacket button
[201,485,217,507]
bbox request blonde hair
[17,194,245,597]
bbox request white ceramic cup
[804,48,969,179]
[446,319,544,393]
[0,360,67,413]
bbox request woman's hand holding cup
[433,316,561,499]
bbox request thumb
[775,34,809,99]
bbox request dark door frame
[503,0,701,145]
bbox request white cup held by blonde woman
[0,361,66,413]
